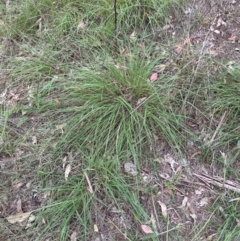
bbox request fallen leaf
[137,97,147,106]
[141,224,154,234]
[62,156,67,169]
[70,230,77,241]
[187,202,197,222]
[155,64,166,73]
[236,218,240,227]
[157,201,168,218]
[150,212,157,230]
[77,21,85,31]
[199,197,208,207]
[216,16,226,27]
[42,218,46,224]
[219,206,224,214]
[164,154,177,172]
[124,162,138,176]
[217,16,222,27]
[25,214,36,229]
[190,213,197,222]
[206,233,217,241]
[163,24,171,31]
[94,224,99,232]
[149,73,158,83]
[65,164,71,181]
[32,136,37,144]
[178,196,188,208]
[6,211,32,224]
[130,31,136,42]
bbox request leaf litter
[141,224,154,234]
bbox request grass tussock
[58,53,186,161]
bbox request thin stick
[84,172,93,194]
[210,110,227,143]
[193,173,240,194]
[114,0,117,32]
[108,219,131,241]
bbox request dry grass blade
[84,172,93,194]
[209,111,227,144]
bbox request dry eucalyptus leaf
[70,230,77,241]
[94,224,99,232]
[178,196,188,208]
[216,16,226,27]
[156,64,167,73]
[137,97,147,106]
[150,212,157,230]
[6,211,32,224]
[130,31,136,42]
[157,201,168,218]
[62,156,67,169]
[32,136,37,144]
[77,21,85,31]
[65,164,71,181]
[206,233,217,241]
[141,224,154,234]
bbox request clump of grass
[5,0,186,40]
[191,194,240,241]
[33,154,155,241]
[202,65,240,163]
[58,51,186,161]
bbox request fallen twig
[209,111,227,144]
[193,173,240,194]
[84,172,93,194]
